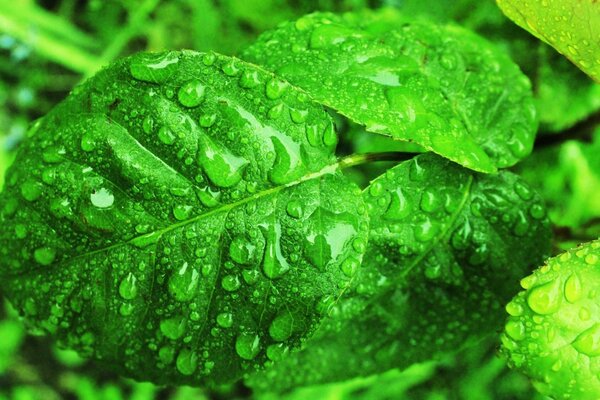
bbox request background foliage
[0,0,598,398]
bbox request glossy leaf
[501,240,600,400]
[0,50,369,386]
[242,10,538,173]
[247,153,552,391]
[497,0,600,82]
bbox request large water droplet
[266,78,288,100]
[160,315,187,340]
[527,279,561,315]
[216,312,233,328]
[229,236,256,265]
[269,136,306,185]
[130,52,180,84]
[178,80,206,108]
[269,311,294,342]
[505,320,525,341]
[260,223,290,279]
[197,134,248,188]
[34,247,56,266]
[564,273,583,303]
[221,274,241,292]
[21,180,42,202]
[176,348,198,375]
[309,24,357,49]
[168,262,200,302]
[119,272,138,300]
[573,324,600,357]
[235,333,261,360]
[90,188,114,209]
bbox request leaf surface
[501,239,600,400]
[0,50,369,386]
[497,0,600,82]
[242,10,538,172]
[247,153,552,391]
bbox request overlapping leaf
[247,153,552,391]
[497,0,600,82]
[242,10,538,173]
[0,51,369,386]
[502,239,600,400]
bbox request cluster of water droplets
[501,240,600,398]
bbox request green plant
[0,3,598,400]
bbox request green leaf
[242,10,538,173]
[0,50,369,386]
[247,153,552,391]
[501,239,600,400]
[497,0,600,82]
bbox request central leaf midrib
[7,162,341,278]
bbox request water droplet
[290,108,308,124]
[564,273,583,303]
[266,343,289,361]
[157,126,176,145]
[506,300,524,317]
[513,210,528,236]
[309,24,356,49]
[197,134,248,188]
[168,262,200,302]
[573,324,600,357]
[21,180,42,201]
[34,247,56,266]
[178,80,206,107]
[130,52,180,84]
[119,272,138,300]
[420,190,441,213]
[341,257,360,277]
[221,60,241,76]
[235,333,261,360]
[176,348,198,375]
[160,315,187,339]
[269,136,306,185]
[514,181,533,200]
[369,181,384,197]
[585,254,599,265]
[229,236,256,265]
[260,223,290,279]
[159,346,175,364]
[527,279,561,315]
[383,188,410,221]
[80,133,96,152]
[221,274,241,292]
[173,204,193,221]
[266,78,288,99]
[199,113,217,128]
[505,320,525,341]
[529,204,545,220]
[286,200,303,219]
[216,312,233,328]
[352,237,366,253]
[42,146,65,163]
[142,115,154,134]
[414,217,437,242]
[90,188,114,208]
[239,70,262,88]
[269,311,294,342]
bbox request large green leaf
[497,0,600,82]
[0,50,369,386]
[242,10,538,173]
[502,239,600,399]
[247,153,552,391]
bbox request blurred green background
[1,0,598,398]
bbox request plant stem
[337,151,418,169]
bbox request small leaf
[247,153,552,391]
[242,10,538,172]
[497,0,600,82]
[501,240,600,400]
[0,50,369,386]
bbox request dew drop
[239,70,261,88]
[266,78,288,99]
[564,273,583,303]
[260,223,290,279]
[178,80,206,108]
[130,52,180,84]
[309,24,355,49]
[119,272,138,300]
[197,134,248,188]
[90,188,114,208]
[229,236,256,265]
[269,136,306,185]
[158,126,176,145]
[341,257,360,277]
[176,348,198,375]
[269,311,294,342]
[160,315,187,340]
[573,324,600,357]
[80,133,96,152]
[168,262,200,302]
[173,204,193,221]
[21,180,42,202]
[505,320,525,341]
[216,312,233,328]
[221,275,241,292]
[286,200,303,219]
[527,279,561,315]
[34,247,56,266]
[383,188,410,221]
[235,333,261,360]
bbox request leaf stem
[337,152,419,169]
